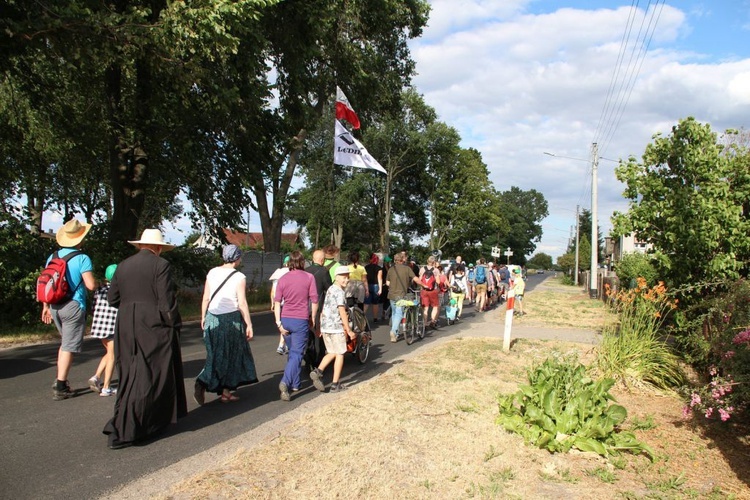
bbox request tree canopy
[613,117,750,287]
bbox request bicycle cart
[345,301,372,363]
[445,296,458,325]
[396,288,425,345]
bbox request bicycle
[396,288,425,345]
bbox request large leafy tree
[613,117,750,286]
[248,0,429,251]
[430,147,504,255]
[2,0,280,240]
[496,186,549,266]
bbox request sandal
[220,393,240,403]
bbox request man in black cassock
[103,229,188,450]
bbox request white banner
[333,120,386,174]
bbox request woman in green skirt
[194,245,258,405]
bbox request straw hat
[56,219,92,247]
[128,229,176,251]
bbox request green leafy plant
[496,356,654,460]
[597,278,684,389]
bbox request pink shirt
[274,269,318,320]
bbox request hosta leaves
[496,356,653,460]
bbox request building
[192,229,299,251]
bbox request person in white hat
[103,229,186,449]
[309,265,357,393]
[41,218,97,401]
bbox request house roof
[221,229,298,249]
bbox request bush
[0,217,56,328]
[676,279,750,422]
[613,252,659,289]
[496,355,654,459]
[596,278,684,390]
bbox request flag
[334,119,386,174]
[335,86,361,129]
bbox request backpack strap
[60,250,83,294]
[208,270,239,308]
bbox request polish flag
[335,86,361,129]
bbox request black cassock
[103,249,188,448]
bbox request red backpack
[36,251,82,304]
[421,266,436,291]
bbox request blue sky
[408,0,750,258]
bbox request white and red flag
[335,86,361,129]
[333,119,386,174]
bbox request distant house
[192,229,299,250]
[606,234,653,264]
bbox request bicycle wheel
[416,310,426,339]
[357,330,371,363]
[404,309,416,345]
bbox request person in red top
[274,250,319,402]
[419,255,441,329]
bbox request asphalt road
[0,273,544,499]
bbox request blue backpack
[475,265,487,284]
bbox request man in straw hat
[42,219,97,401]
[103,229,187,450]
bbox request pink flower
[723,350,735,359]
[705,407,714,418]
[709,366,718,377]
[719,408,731,421]
[733,329,750,345]
[690,393,701,407]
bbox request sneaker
[100,387,117,397]
[279,382,291,402]
[390,332,397,343]
[52,381,72,401]
[88,376,102,393]
[283,345,289,354]
[329,382,347,393]
[310,368,325,392]
[276,345,285,355]
[193,382,205,406]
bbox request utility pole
[573,205,581,286]
[590,143,599,299]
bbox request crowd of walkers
[38,222,525,450]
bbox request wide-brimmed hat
[56,219,93,247]
[128,229,175,251]
[335,266,351,276]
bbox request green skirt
[197,310,258,394]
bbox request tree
[527,253,553,270]
[247,0,430,251]
[496,187,549,265]
[613,117,750,287]
[429,147,505,255]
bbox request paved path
[0,274,599,499]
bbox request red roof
[222,229,298,249]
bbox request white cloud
[411,2,750,259]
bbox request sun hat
[468,263,474,268]
[283,255,290,265]
[384,255,392,263]
[335,266,351,276]
[105,264,117,281]
[127,229,176,251]
[222,244,242,263]
[56,219,92,247]
[513,267,521,274]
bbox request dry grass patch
[518,278,614,331]
[161,337,747,499]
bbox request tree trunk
[333,222,343,250]
[26,163,46,235]
[253,129,307,252]
[382,166,393,253]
